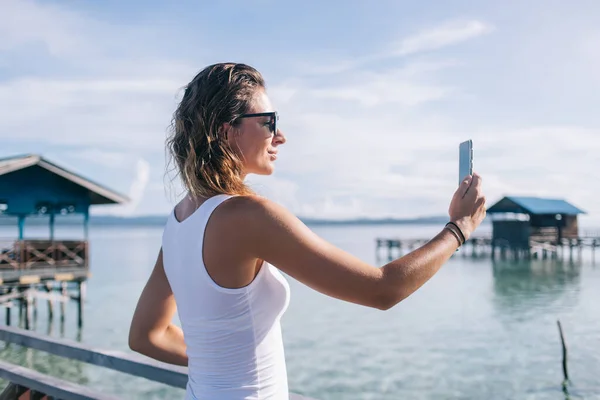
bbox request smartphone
[458,140,473,186]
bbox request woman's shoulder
[215,194,300,233]
[219,194,284,217]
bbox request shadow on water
[490,258,599,399]
[491,258,582,319]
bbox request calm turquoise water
[0,223,599,399]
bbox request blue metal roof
[488,196,586,215]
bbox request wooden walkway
[376,235,600,261]
[0,326,316,399]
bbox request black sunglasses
[237,112,279,135]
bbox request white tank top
[161,194,291,399]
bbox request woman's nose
[274,129,286,145]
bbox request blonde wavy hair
[166,63,265,199]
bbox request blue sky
[1,0,599,227]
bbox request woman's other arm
[128,249,188,366]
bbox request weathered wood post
[60,282,67,324]
[32,296,37,324]
[77,281,86,329]
[24,293,33,331]
[45,283,54,322]
[569,239,574,260]
[18,289,25,327]
[5,288,14,326]
[557,320,569,382]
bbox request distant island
[2,214,459,227]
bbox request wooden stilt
[77,281,86,329]
[32,296,37,323]
[569,240,574,260]
[18,290,25,327]
[60,282,67,324]
[46,283,54,322]
[24,293,32,330]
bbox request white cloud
[0,0,195,151]
[70,149,133,168]
[255,93,600,223]
[0,77,184,149]
[2,1,599,227]
[392,20,494,57]
[0,0,87,56]
[101,158,150,216]
[295,20,490,76]
[309,74,452,107]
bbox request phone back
[459,140,473,185]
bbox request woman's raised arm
[233,174,486,310]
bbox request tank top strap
[167,194,235,229]
[197,194,235,228]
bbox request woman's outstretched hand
[448,173,487,241]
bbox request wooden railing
[0,240,88,270]
[0,326,315,399]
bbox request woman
[128,62,487,399]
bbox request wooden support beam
[49,213,55,242]
[77,281,85,329]
[45,283,54,322]
[24,293,32,330]
[60,282,67,324]
[17,215,25,240]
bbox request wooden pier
[0,154,129,332]
[377,197,598,262]
[0,326,315,399]
[376,235,599,262]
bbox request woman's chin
[262,163,276,175]
[261,166,275,175]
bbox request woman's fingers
[459,175,473,198]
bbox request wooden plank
[55,272,74,281]
[19,275,40,285]
[0,325,188,389]
[0,359,117,400]
[0,266,88,284]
